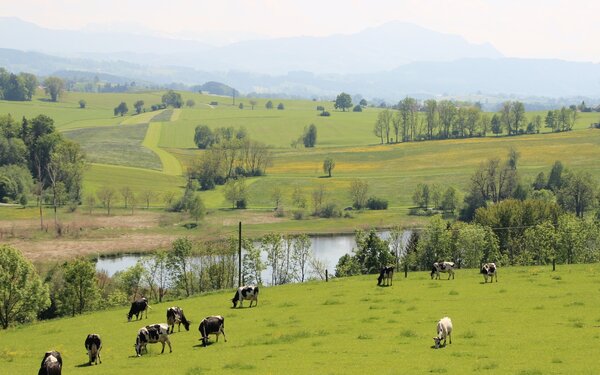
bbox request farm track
[142,121,183,176]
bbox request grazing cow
[84,334,102,365]
[431,261,456,280]
[433,317,453,349]
[167,306,190,334]
[38,351,62,375]
[481,262,498,283]
[377,266,394,286]
[198,315,227,347]
[135,323,171,357]
[232,285,259,308]
[127,297,149,322]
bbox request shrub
[316,105,325,111]
[320,111,331,117]
[293,210,305,220]
[367,197,388,210]
[210,101,218,106]
[236,198,247,209]
[352,105,362,112]
[319,203,342,218]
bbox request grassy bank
[0,263,598,374]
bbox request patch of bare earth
[220,210,286,226]
[1,211,175,261]
[8,233,178,262]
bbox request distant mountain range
[1,17,600,103]
[0,17,501,74]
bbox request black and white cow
[38,350,62,375]
[84,334,102,365]
[431,261,456,280]
[198,315,227,347]
[481,262,498,283]
[127,297,149,322]
[377,266,394,286]
[135,323,171,357]
[232,285,259,308]
[433,316,453,349]
[166,306,190,334]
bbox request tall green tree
[43,76,64,102]
[114,102,128,116]
[303,124,317,147]
[557,170,597,218]
[323,156,335,177]
[0,245,50,328]
[334,92,352,112]
[161,90,183,108]
[349,179,369,209]
[61,259,99,316]
[169,237,193,296]
[134,100,144,114]
[353,229,394,274]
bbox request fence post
[238,222,242,287]
[404,263,408,278]
[552,259,556,271]
[325,269,328,282]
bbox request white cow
[135,323,171,357]
[481,263,498,283]
[431,262,455,280]
[433,317,453,349]
[232,285,259,308]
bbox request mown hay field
[1,264,599,374]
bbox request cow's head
[232,291,240,308]
[433,336,442,349]
[135,331,147,357]
[183,320,191,331]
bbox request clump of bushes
[320,111,330,117]
[366,197,388,210]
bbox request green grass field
[1,91,600,229]
[1,264,599,374]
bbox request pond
[95,231,410,282]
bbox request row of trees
[0,114,86,229]
[0,69,65,102]
[0,232,329,328]
[372,99,582,144]
[462,150,599,221]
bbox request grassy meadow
[1,264,599,374]
[1,90,600,234]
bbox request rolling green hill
[1,91,599,228]
[0,264,598,374]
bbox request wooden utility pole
[238,221,242,287]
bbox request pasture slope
[1,264,599,374]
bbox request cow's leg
[221,327,227,342]
[98,350,101,364]
[161,341,165,354]
[166,338,172,353]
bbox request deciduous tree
[0,245,49,328]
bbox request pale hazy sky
[2,0,599,62]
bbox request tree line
[372,99,583,144]
[0,233,327,328]
[0,114,86,229]
[0,69,65,102]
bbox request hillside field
[1,91,600,251]
[0,264,599,374]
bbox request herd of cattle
[37,286,259,374]
[37,262,496,373]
